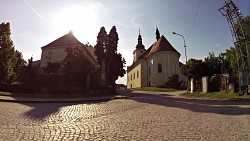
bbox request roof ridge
[42,32,82,48]
[138,35,180,60]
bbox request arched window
[137,70,139,78]
[158,63,162,73]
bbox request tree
[0,22,25,83]
[180,58,208,80]
[94,26,126,88]
[19,57,40,92]
[204,52,223,77]
[12,50,26,81]
[165,74,183,89]
[63,45,96,88]
[106,26,119,86]
[94,27,107,87]
[43,62,61,75]
[94,27,107,65]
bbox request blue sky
[0,0,249,84]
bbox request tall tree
[94,27,107,65]
[94,27,107,87]
[12,50,26,81]
[94,26,126,87]
[0,22,16,82]
[106,26,119,86]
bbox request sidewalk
[0,88,131,103]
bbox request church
[127,28,181,88]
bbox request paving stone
[0,94,250,140]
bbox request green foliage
[0,22,25,83]
[208,74,221,92]
[43,62,61,75]
[204,52,223,77]
[165,74,184,89]
[180,58,207,80]
[94,26,107,64]
[94,26,126,87]
[19,57,40,92]
[180,92,239,100]
[133,87,177,92]
[63,45,96,88]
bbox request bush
[165,74,184,90]
[0,83,34,93]
[208,74,221,92]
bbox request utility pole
[219,0,249,95]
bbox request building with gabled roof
[40,31,98,69]
[127,28,181,88]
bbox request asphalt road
[0,91,249,140]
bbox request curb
[0,95,130,103]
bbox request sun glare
[52,5,99,43]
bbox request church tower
[156,27,160,41]
[133,29,145,62]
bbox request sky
[0,0,250,84]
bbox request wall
[127,60,145,88]
[147,51,180,87]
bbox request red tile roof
[139,35,180,59]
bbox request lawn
[180,92,240,100]
[133,87,178,92]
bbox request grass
[133,87,178,92]
[180,92,240,100]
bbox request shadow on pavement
[130,91,250,115]
[21,99,111,121]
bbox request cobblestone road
[0,91,249,140]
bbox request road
[0,90,249,140]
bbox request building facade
[40,31,98,70]
[127,28,181,88]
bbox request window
[137,70,139,78]
[149,67,151,75]
[158,63,162,73]
[134,73,135,79]
[131,75,132,81]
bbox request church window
[158,63,162,73]
[137,70,139,78]
[131,75,132,81]
[134,73,135,79]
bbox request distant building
[40,31,98,71]
[127,28,181,88]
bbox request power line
[187,0,201,43]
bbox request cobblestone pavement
[0,91,249,141]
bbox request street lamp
[173,32,188,93]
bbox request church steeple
[133,28,146,62]
[136,28,145,49]
[156,27,160,41]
